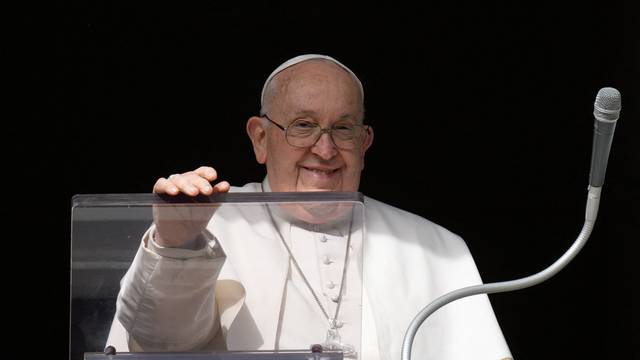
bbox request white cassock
[107,178,513,360]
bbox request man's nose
[311,132,338,160]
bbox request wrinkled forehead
[260,54,364,108]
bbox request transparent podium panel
[71,192,364,360]
[83,351,342,360]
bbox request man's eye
[292,120,317,129]
[333,124,354,131]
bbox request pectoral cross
[321,319,357,359]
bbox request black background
[19,1,639,358]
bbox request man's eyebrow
[291,111,358,121]
[338,114,357,120]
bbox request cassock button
[331,295,340,303]
[323,256,333,265]
[320,236,328,243]
[326,281,336,289]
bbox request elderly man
[106,54,512,360]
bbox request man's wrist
[144,228,215,260]
[152,230,206,250]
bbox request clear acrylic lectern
[71,192,364,360]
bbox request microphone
[589,87,621,187]
[401,87,623,360]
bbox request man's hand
[152,166,230,248]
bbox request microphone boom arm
[401,186,602,360]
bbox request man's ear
[360,125,374,169]
[246,116,268,164]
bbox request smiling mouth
[302,166,340,175]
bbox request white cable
[401,186,602,360]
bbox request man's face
[249,61,373,192]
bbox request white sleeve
[110,225,226,352]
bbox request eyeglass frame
[260,113,370,150]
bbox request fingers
[194,166,218,182]
[153,167,230,196]
[213,181,230,193]
[153,177,179,195]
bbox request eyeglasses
[261,114,369,150]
